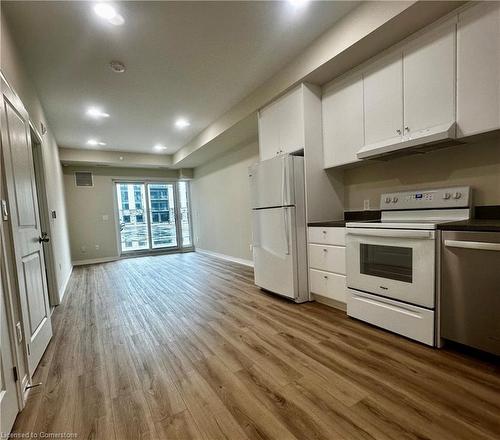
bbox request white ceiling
[4,1,359,155]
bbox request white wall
[63,166,180,263]
[344,136,500,210]
[1,12,72,301]
[191,141,259,263]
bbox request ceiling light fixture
[86,106,110,119]
[175,118,190,129]
[109,60,126,73]
[288,0,309,8]
[153,144,167,152]
[87,139,106,146]
[93,3,124,26]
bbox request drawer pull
[323,275,328,279]
[323,248,328,252]
[322,230,327,234]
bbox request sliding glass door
[115,181,192,254]
[116,183,149,252]
[148,183,177,249]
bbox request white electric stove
[345,186,472,346]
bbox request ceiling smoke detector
[110,61,126,73]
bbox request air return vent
[75,171,93,187]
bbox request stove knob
[443,192,451,200]
[392,196,398,203]
[385,197,391,203]
[453,192,462,199]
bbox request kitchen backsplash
[343,135,500,211]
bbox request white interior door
[0,254,20,435]
[1,77,52,377]
[252,207,296,298]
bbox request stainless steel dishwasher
[441,231,500,355]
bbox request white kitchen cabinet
[322,74,364,168]
[308,244,346,274]
[258,85,305,161]
[403,21,456,139]
[457,2,500,137]
[308,227,345,247]
[308,226,347,309]
[309,269,347,303]
[363,51,404,148]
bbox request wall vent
[74,171,93,187]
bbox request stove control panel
[380,186,471,210]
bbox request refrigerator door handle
[283,207,290,255]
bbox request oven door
[346,228,436,308]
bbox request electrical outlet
[95,244,100,250]
[363,199,370,210]
[81,245,87,253]
[249,244,253,252]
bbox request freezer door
[249,155,296,209]
[252,207,297,298]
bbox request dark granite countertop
[438,219,500,232]
[308,210,381,227]
[307,220,346,227]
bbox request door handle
[444,240,500,252]
[38,233,50,243]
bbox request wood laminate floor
[12,252,500,439]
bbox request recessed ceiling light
[93,3,124,26]
[175,118,190,129]
[154,144,167,151]
[86,106,110,119]
[288,0,309,7]
[87,139,106,146]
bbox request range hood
[357,122,458,160]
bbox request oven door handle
[346,228,434,239]
[444,240,500,252]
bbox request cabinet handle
[322,230,327,234]
[405,126,410,132]
[396,129,401,135]
[323,275,328,279]
[323,248,328,252]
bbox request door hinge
[13,366,18,382]
[27,344,31,356]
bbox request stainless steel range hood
[357,122,458,160]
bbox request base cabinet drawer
[308,227,345,246]
[309,244,346,274]
[309,269,346,303]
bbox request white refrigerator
[249,154,309,303]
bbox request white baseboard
[72,256,119,266]
[196,248,254,267]
[57,265,73,302]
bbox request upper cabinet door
[457,2,500,138]
[322,74,364,168]
[258,103,281,161]
[403,21,456,137]
[363,51,404,148]
[278,86,304,155]
[258,86,304,161]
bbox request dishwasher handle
[444,239,500,252]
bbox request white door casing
[1,77,53,378]
[0,235,20,435]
